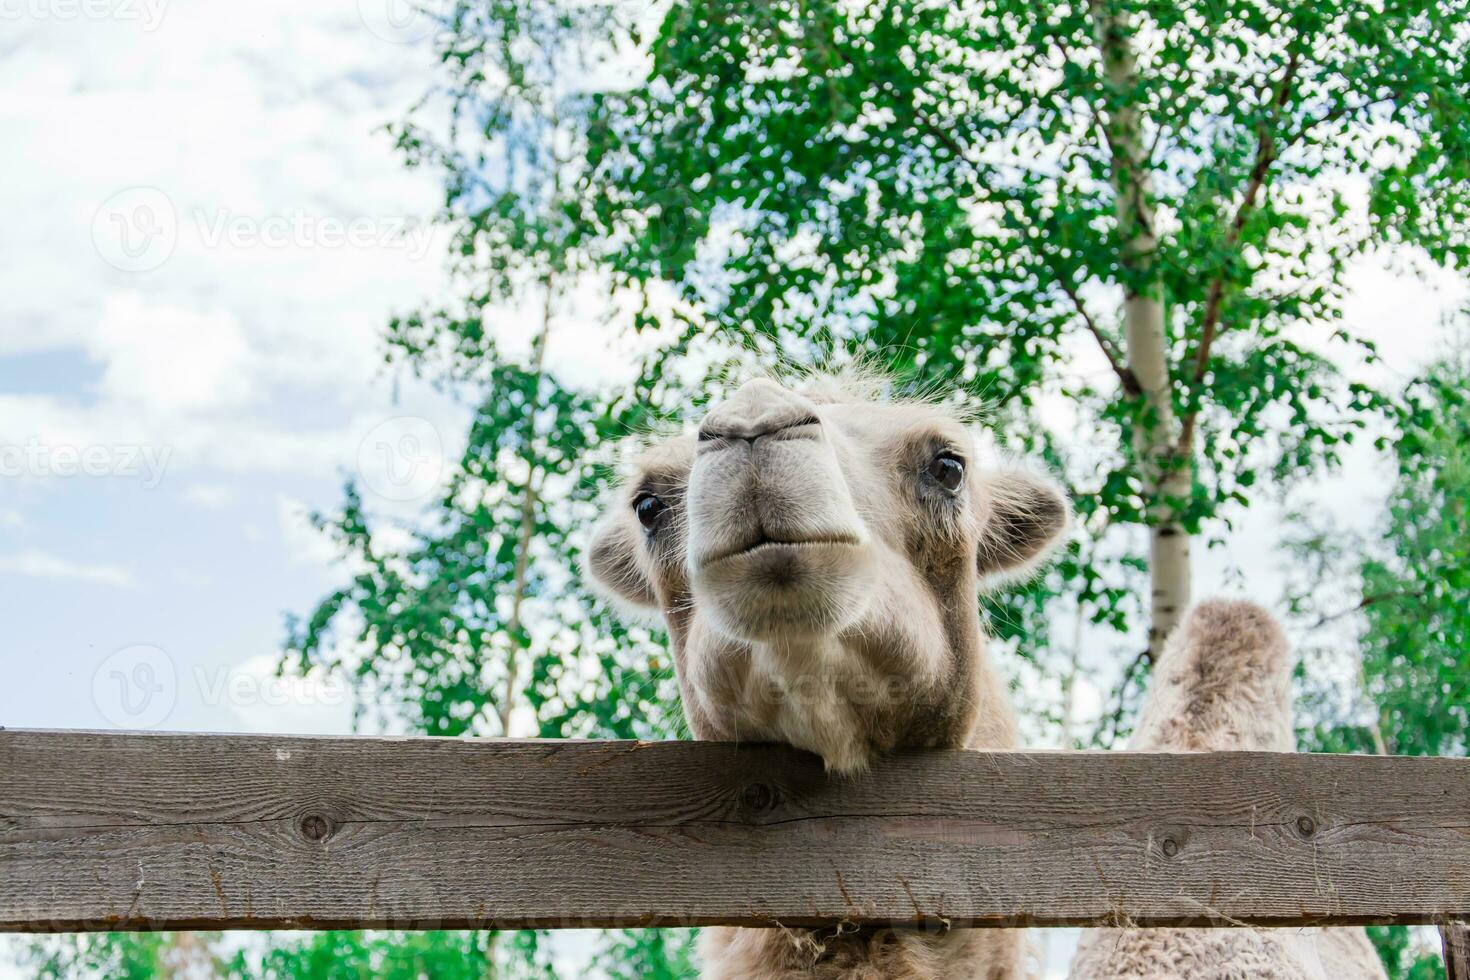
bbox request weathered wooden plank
[2,729,1468,933]
[1444,922,1470,980]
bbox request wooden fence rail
[2,729,1468,942]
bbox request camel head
[587,375,1068,771]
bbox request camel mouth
[700,533,863,568]
[691,531,876,641]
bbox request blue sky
[2,1,1467,975]
[0,0,658,741]
[1,0,457,738]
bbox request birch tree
[279,1,696,973]
[287,0,638,737]
[590,0,1470,660]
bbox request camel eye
[633,492,667,530]
[927,452,965,493]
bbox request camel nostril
[699,415,822,445]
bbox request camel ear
[586,515,659,610]
[975,469,1070,588]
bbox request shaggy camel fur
[1067,600,1387,980]
[588,377,1385,979]
[588,376,1067,979]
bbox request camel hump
[1129,599,1296,752]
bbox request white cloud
[0,389,469,496]
[1339,256,1469,382]
[201,651,356,735]
[371,523,418,556]
[0,548,134,587]
[276,495,347,569]
[90,293,256,414]
[181,483,235,509]
[0,0,459,490]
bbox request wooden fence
[2,729,1466,972]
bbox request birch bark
[1090,0,1191,659]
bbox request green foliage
[1293,351,1470,757]
[1287,347,1469,980]
[1355,364,1470,757]
[226,930,497,979]
[18,930,564,980]
[283,2,686,746]
[1365,926,1447,980]
[588,929,697,979]
[17,932,198,980]
[585,0,1470,711]
[282,371,680,741]
[592,0,1468,501]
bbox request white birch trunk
[497,274,554,737]
[1090,0,1191,659]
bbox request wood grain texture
[1444,922,1470,980]
[2,729,1468,933]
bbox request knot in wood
[1296,815,1316,838]
[298,813,334,843]
[1160,836,1179,858]
[741,782,777,813]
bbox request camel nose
[698,379,822,444]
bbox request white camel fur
[586,374,1385,980]
[1067,601,1385,980]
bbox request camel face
[688,378,887,642]
[588,375,1069,772]
[591,377,1018,645]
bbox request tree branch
[1307,586,1427,630]
[1100,645,1152,745]
[928,114,1143,398]
[1178,46,1301,452]
[1058,278,1142,395]
[498,274,554,738]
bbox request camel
[1066,601,1387,980]
[586,374,1385,980]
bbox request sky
[0,0,664,741]
[1,1,1466,976]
